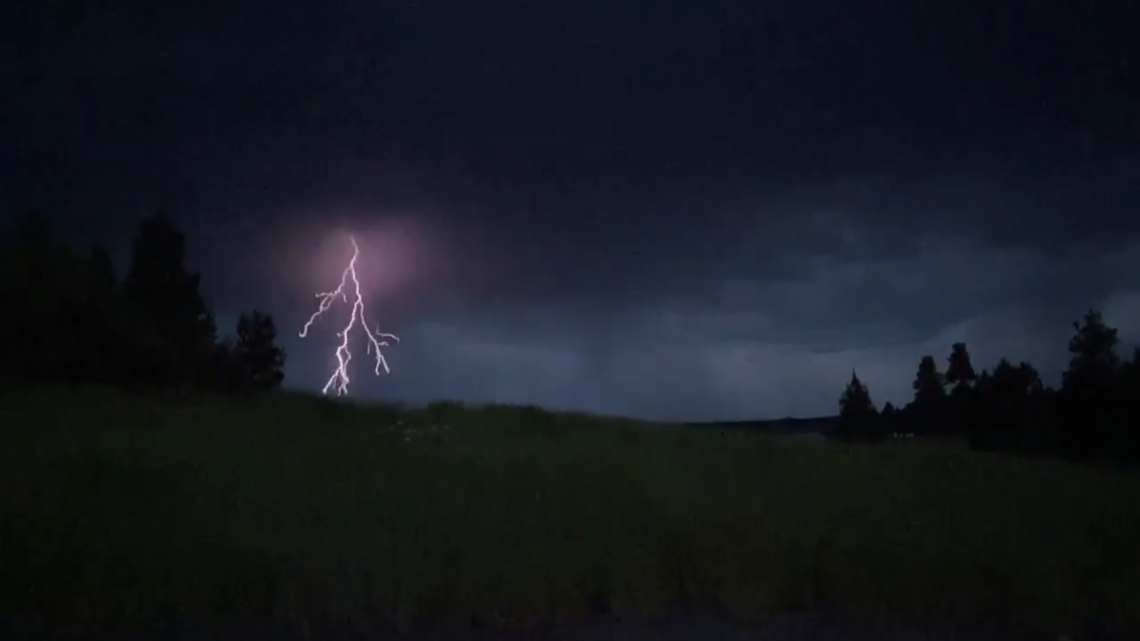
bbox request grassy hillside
[1,387,1138,639]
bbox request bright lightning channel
[299,235,399,396]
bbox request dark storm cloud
[5,0,1140,418]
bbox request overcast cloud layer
[5,0,1140,419]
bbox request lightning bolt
[299,235,399,396]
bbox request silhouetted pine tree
[881,401,900,435]
[207,337,247,396]
[1065,310,1121,385]
[124,213,217,391]
[910,355,948,435]
[945,342,978,390]
[234,310,286,392]
[971,359,1043,453]
[834,370,883,442]
[0,218,122,385]
[945,342,978,434]
[1058,309,1128,461]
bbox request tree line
[0,212,286,397]
[835,311,1140,465]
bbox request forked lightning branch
[299,236,399,396]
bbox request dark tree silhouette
[1,220,113,384]
[809,306,1137,465]
[1059,309,1126,461]
[910,355,948,434]
[913,355,946,401]
[944,342,978,433]
[70,243,142,386]
[945,342,977,390]
[970,359,1044,453]
[880,401,901,435]
[234,310,286,392]
[834,370,883,442]
[207,338,248,396]
[1063,309,1121,391]
[124,213,218,390]
[2,212,287,399]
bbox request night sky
[5,1,1139,420]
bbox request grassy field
[1,386,1138,639]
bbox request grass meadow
[1,386,1138,639]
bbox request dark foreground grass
[1,387,1138,639]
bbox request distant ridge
[683,415,839,434]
